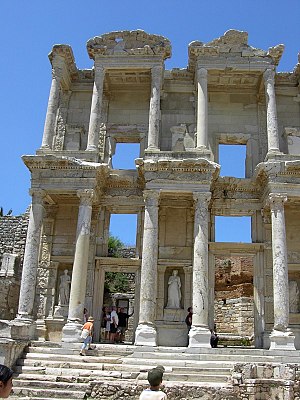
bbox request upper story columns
[86,58,105,151]
[263,69,281,155]
[41,45,75,150]
[195,67,208,149]
[147,65,163,150]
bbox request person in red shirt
[80,316,94,356]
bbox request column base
[188,326,211,348]
[10,319,36,340]
[61,321,82,343]
[134,323,157,346]
[269,329,295,351]
[265,150,284,161]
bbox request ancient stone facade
[3,29,300,350]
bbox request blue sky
[0,1,299,244]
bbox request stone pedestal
[269,329,295,350]
[135,323,157,347]
[188,326,211,349]
[61,321,82,343]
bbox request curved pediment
[87,29,171,60]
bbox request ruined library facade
[8,29,300,350]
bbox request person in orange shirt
[80,316,94,356]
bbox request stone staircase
[9,341,300,399]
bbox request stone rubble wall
[215,297,254,336]
[0,212,29,319]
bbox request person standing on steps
[109,306,119,342]
[185,307,193,332]
[0,365,13,398]
[116,307,134,343]
[80,316,94,356]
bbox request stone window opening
[217,133,252,178]
[215,216,252,243]
[108,213,138,257]
[111,142,141,170]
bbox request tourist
[83,308,88,323]
[80,316,94,356]
[116,307,134,343]
[139,365,167,399]
[0,364,13,398]
[210,324,219,348]
[104,307,111,341]
[185,307,193,332]
[109,306,119,342]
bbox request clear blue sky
[1,1,299,244]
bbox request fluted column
[196,68,208,149]
[41,56,64,149]
[135,190,159,346]
[263,69,281,154]
[62,189,94,343]
[189,192,211,348]
[147,66,163,150]
[86,60,105,151]
[16,190,46,321]
[268,193,295,350]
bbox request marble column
[147,65,163,150]
[86,61,105,151]
[135,190,159,346]
[16,190,46,321]
[41,56,64,149]
[189,192,211,348]
[196,68,208,149]
[268,193,295,350]
[263,69,281,154]
[62,189,94,343]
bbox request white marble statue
[166,269,181,309]
[289,280,300,313]
[58,269,71,305]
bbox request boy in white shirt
[139,366,167,399]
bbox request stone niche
[284,127,300,155]
[288,270,300,325]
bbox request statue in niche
[58,269,71,306]
[289,280,300,313]
[166,270,181,309]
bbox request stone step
[13,379,89,391]
[11,386,86,399]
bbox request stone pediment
[188,29,284,71]
[87,30,171,60]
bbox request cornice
[48,44,78,81]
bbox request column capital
[94,62,105,76]
[196,67,208,80]
[193,191,211,205]
[143,189,160,207]
[263,68,275,84]
[29,189,46,203]
[267,193,287,208]
[77,189,94,206]
[150,65,163,87]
